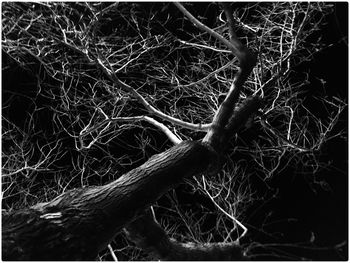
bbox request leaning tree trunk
[2,141,218,260]
[2,3,259,261]
[3,96,260,261]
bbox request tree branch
[124,209,246,261]
[57,38,210,132]
[3,141,218,260]
[79,112,182,149]
[174,2,244,61]
[173,3,258,150]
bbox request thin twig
[202,175,248,242]
[108,244,118,261]
[174,2,244,61]
[57,36,211,132]
[79,114,182,147]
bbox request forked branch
[174,3,258,150]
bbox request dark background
[245,3,348,259]
[281,0,348,249]
[2,2,348,260]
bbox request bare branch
[124,210,245,260]
[174,2,245,62]
[58,36,210,132]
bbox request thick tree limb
[2,141,218,260]
[124,210,246,261]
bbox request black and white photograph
[2,2,348,260]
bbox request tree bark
[124,209,246,261]
[2,141,218,260]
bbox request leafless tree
[2,2,346,260]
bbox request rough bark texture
[124,210,246,261]
[2,141,218,260]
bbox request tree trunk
[2,141,218,260]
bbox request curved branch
[99,57,211,131]
[58,39,210,132]
[79,114,182,147]
[112,116,183,145]
[124,210,246,261]
[174,2,245,62]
